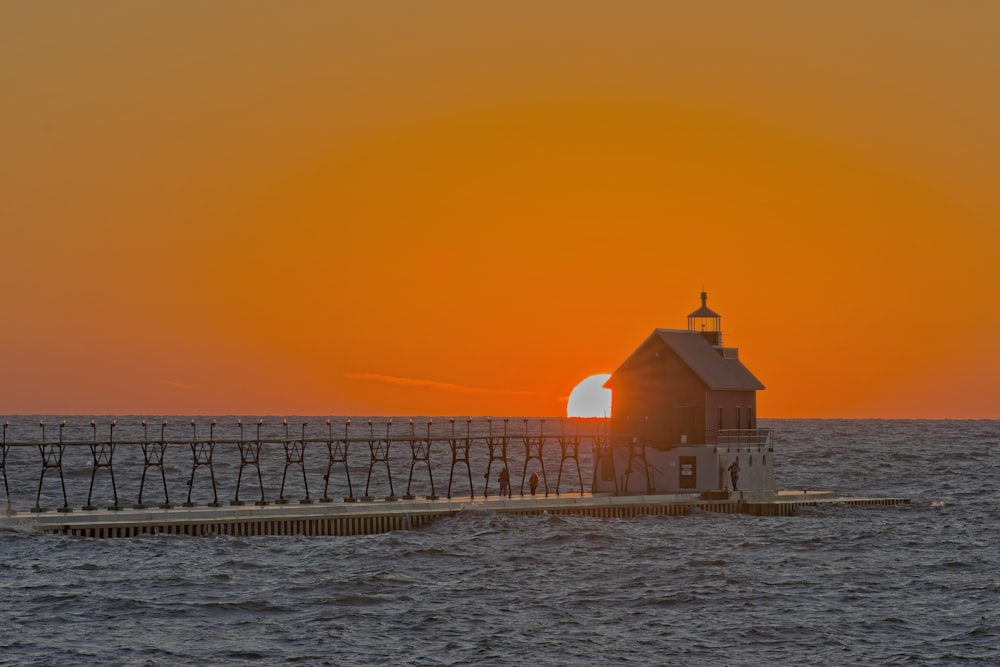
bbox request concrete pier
[0,417,911,538]
[5,490,911,538]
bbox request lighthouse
[597,293,774,498]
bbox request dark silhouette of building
[595,293,773,496]
[606,292,764,446]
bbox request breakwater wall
[8,491,911,538]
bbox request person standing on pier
[498,468,510,497]
[529,471,539,496]
[728,458,740,492]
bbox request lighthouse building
[595,293,775,499]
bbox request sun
[567,374,612,418]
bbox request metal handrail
[0,417,610,512]
[712,428,772,447]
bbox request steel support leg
[592,435,618,495]
[484,436,510,497]
[447,437,474,499]
[623,439,653,494]
[278,439,311,504]
[136,441,170,509]
[85,442,120,510]
[321,439,354,502]
[519,436,549,497]
[184,441,219,507]
[405,438,436,500]
[233,441,266,506]
[364,439,395,501]
[34,442,69,513]
[1,429,9,514]
[556,436,585,495]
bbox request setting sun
[567,374,612,418]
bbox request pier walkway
[0,417,909,538]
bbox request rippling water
[2,419,998,666]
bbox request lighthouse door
[678,456,697,490]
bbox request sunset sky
[2,2,998,418]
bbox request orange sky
[2,2,998,418]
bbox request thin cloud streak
[160,380,195,391]
[344,373,535,396]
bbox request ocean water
[1,418,998,666]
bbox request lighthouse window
[718,407,723,431]
[736,407,741,429]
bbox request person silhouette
[728,459,740,492]
[529,471,539,496]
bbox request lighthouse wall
[594,443,776,498]
[717,444,776,500]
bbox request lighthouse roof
[687,291,720,320]
[687,304,721,319]
[609,328,764,391]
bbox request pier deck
[0,417,910,538]
[5,491,911,538]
